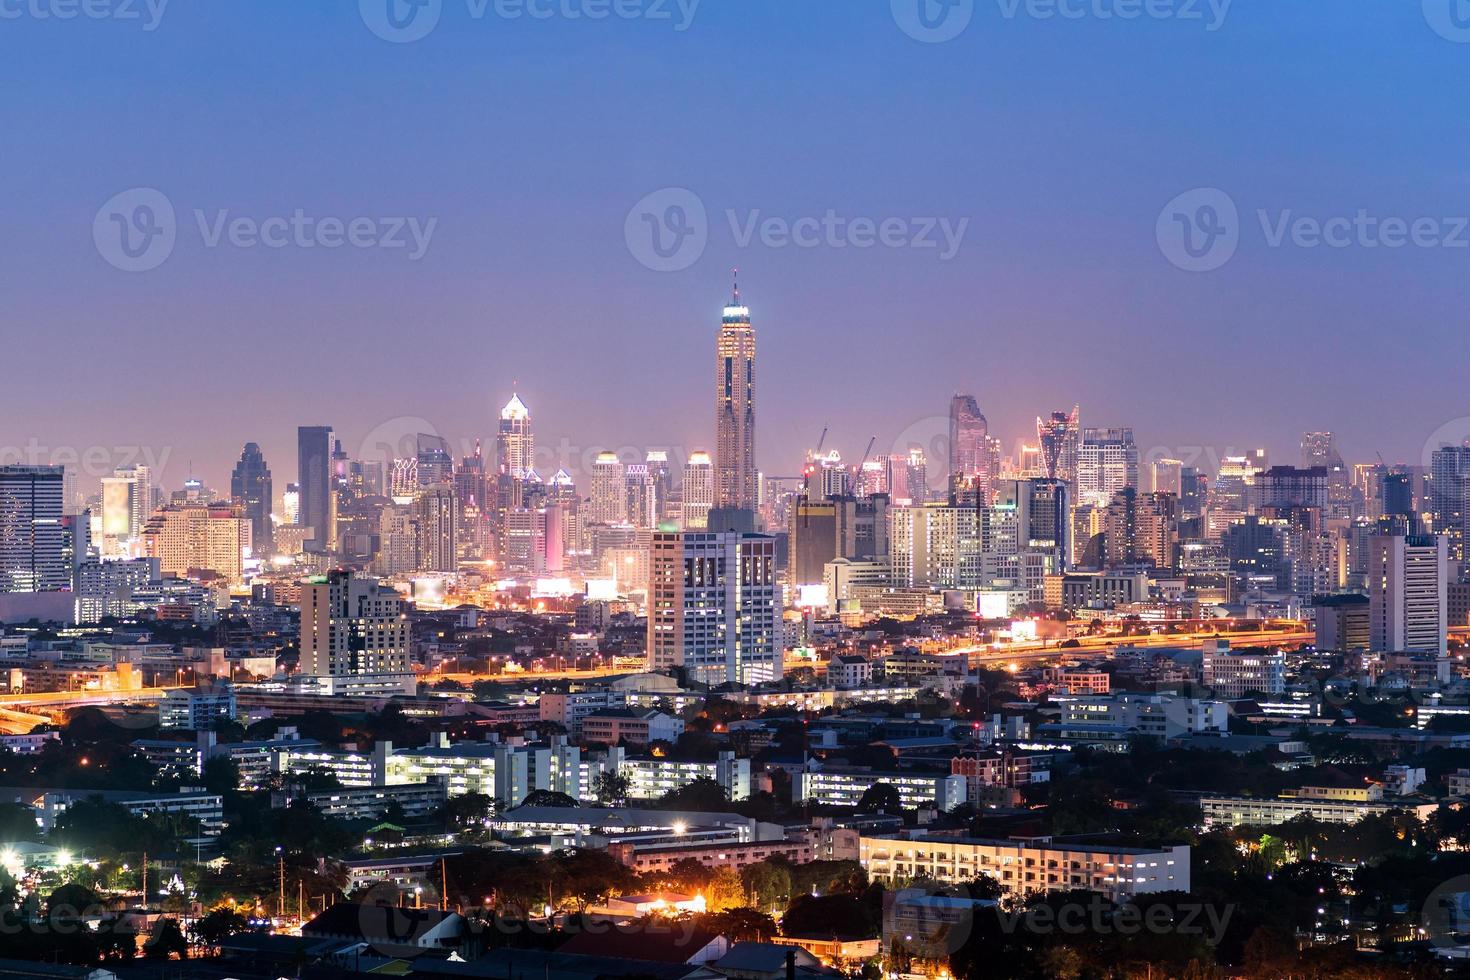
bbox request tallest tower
[715,273,757,511]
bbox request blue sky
[3,0,1469,491]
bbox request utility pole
[278,853,285,919]
[140,852,147,909]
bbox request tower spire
[731,267,740,306]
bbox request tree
[594,770,630,806]
[190,907,251,947]
[201,756,242,795]
[521,789,580,809]
[855,782,903,815]
[144,918,189,960]
[697,907,776,942]
[741,860,791,910]
[705,866,745,912]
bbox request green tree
[855,782,903,815]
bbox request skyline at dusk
[7,1,1470,493]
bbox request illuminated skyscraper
[949,393,994,502]
[230,443,273,558]
[497,393,534,477]
[299,570,414,696]
[682,451,715,530]
[0,465,67,593]
[589,452,628,525]
[1077,427,1139,508]
[297,425,335,554]
[1037,407,1080,484]
[715,278,757,510]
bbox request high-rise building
[647,530,780,686]
[949,394,995,503]
[297,425,335,554]
[0,466,67,593]
[625,463,656,528]
[100,465,152,543]
[714,280,757,511]
[1037,407,1080,484]
[230,443,273,558]
[140,502,251,586]
[1259,466,1328,512]
[1369,533,1447,657]
[497,393,534,477]
[1077,427,1139,508]
[1103,488,1178,570]
[298,570,414,696]
[1153,458,1184,497]
[589,452,628,525]
[646,451,673,523]
[413,485,459,573]
[1429,445,1470,563]
[682,452,715,530]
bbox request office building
[1368,533,1448,657]
[647,530,781,685]
[297,425,335,553]
[229,443,273,558]
[1036,407,1080,485]
[682,451,715,530]
[715,281,758,510]
[140,502,250,586]
[1077,427,1138,508]
[298,570,414,696]
[0,466,67,593]
[1200,639,1285,698]
[497,393,534,477]
[589,452,627,525]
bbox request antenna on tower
[731,268,740,305]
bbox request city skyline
[7,4,1470,493]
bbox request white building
[298,570,415,696]
[1369,533,1448,657]
[1200,639,1286,699]
[647,531,781,686]
[793,771,967,811]
[861,834,1188,902]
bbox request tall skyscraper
[140,502,251,586]
[297,425,335,554]
[230,443,273,558]
[299,570,414,696]
[1077,427,1139,508]
[1152,458,1184,497]
[647,530,780,685]
[413,484,459,573]
[682,451,715,530]
[1037,407,1080,484]
[1429,445,1470,563]
[645,450,673,523]
[1369,533,1448,658]
[0,466,67,593]
[497,393,534,477]
[715,279,757,511]
[949,394,993,502]
[589,452,628,525]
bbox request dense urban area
[1,284,1470,979]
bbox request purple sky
[4,1,1470,496]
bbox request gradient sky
[4,0,1470,496]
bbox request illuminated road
[0,686,188,735]
[954,625,1315,666]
